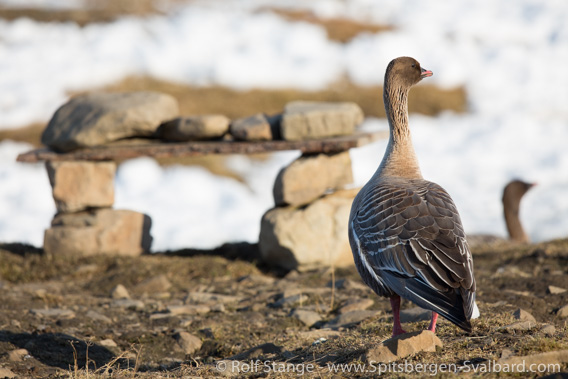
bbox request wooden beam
[16,131,387,163]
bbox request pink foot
[390,295,407,337]
[427,312,439,333]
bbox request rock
[541,324,556,336]
[41,91,179,152]
[238,274,276,286]
[399,307,432,323]
[291,309,322,327]
[273,152,353,207]
[259,189,358,270]
[280,101,364,141]
[329,278,370,292]
[270,294,307,308]
[44,209,152,256]
[98,339,118,347]
[297,329,341,341]
[7,348,29,361]
[111,284,131,299]
[365,330,443,364]
[111,299,145,311]
[0,368,16,378]
[211,303,226,313]
[185,292,243,305]
[158,115,230,141]
[513,308,536,322]
[167,304,210,316]
[134,275,171,295]
[338,298,374,314]
[324,310,379,329]
[46,161,116,213]
[498,350,568,371]
[30,308,75,319]
[173,331,202,355]
[500,320,537,331]
[229,113,272,141]
[86,310,112,324]
[548,285,567,294]
[557,304,568,318]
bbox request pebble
[211,303,226,313]
[541,324,556,336]
[290,309,322,327]
[173,331,202,355]
[557,304,568,318]
[86,310,112,324]
[0,368,16,378]
[185,292,243,305]
[328,278,369,291]
[297,329,341,341]
[270,294,307,308]
[338,298,374,314]
[98,339,118,347]
[29,308,75,319]
[324,310,379,329]
[8,348,29,361]
[512,308,536,322]
[547,285,566,294]
[167,304,210,316]
[111,284,131,299]
[500,320,537,331]
[111,299,145,311]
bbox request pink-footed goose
[503,179,536,243]
[348,57,478,337]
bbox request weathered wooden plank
[16,131,387,163]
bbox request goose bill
[421,68,433,78]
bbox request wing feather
[349,177,476,330]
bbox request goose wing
[351,178,476,331]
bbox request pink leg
[390,295,407,337]
[428,312,439,333]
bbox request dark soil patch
[0,239,567,378]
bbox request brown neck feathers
[376,79,422,179]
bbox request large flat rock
[273,151,353,207]
[44,209,152,256]
[280,101,364,141]
[259,188,358,270]
[46,161,116,213]
[41,91,179,152]
[365,331,443,363]
[18,131,387,163]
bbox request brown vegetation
[0,239,567,378]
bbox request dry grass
[0,76,466,149]
[0,0,185,25]
[266,8,392,43]
[0,0,390,45]
[100,76,466,121]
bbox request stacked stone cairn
[259,101,364,271]
[40,91,365,262]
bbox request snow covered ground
[0,0,567,250]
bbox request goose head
[385,56,433,88]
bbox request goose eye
[411,64,416,68]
